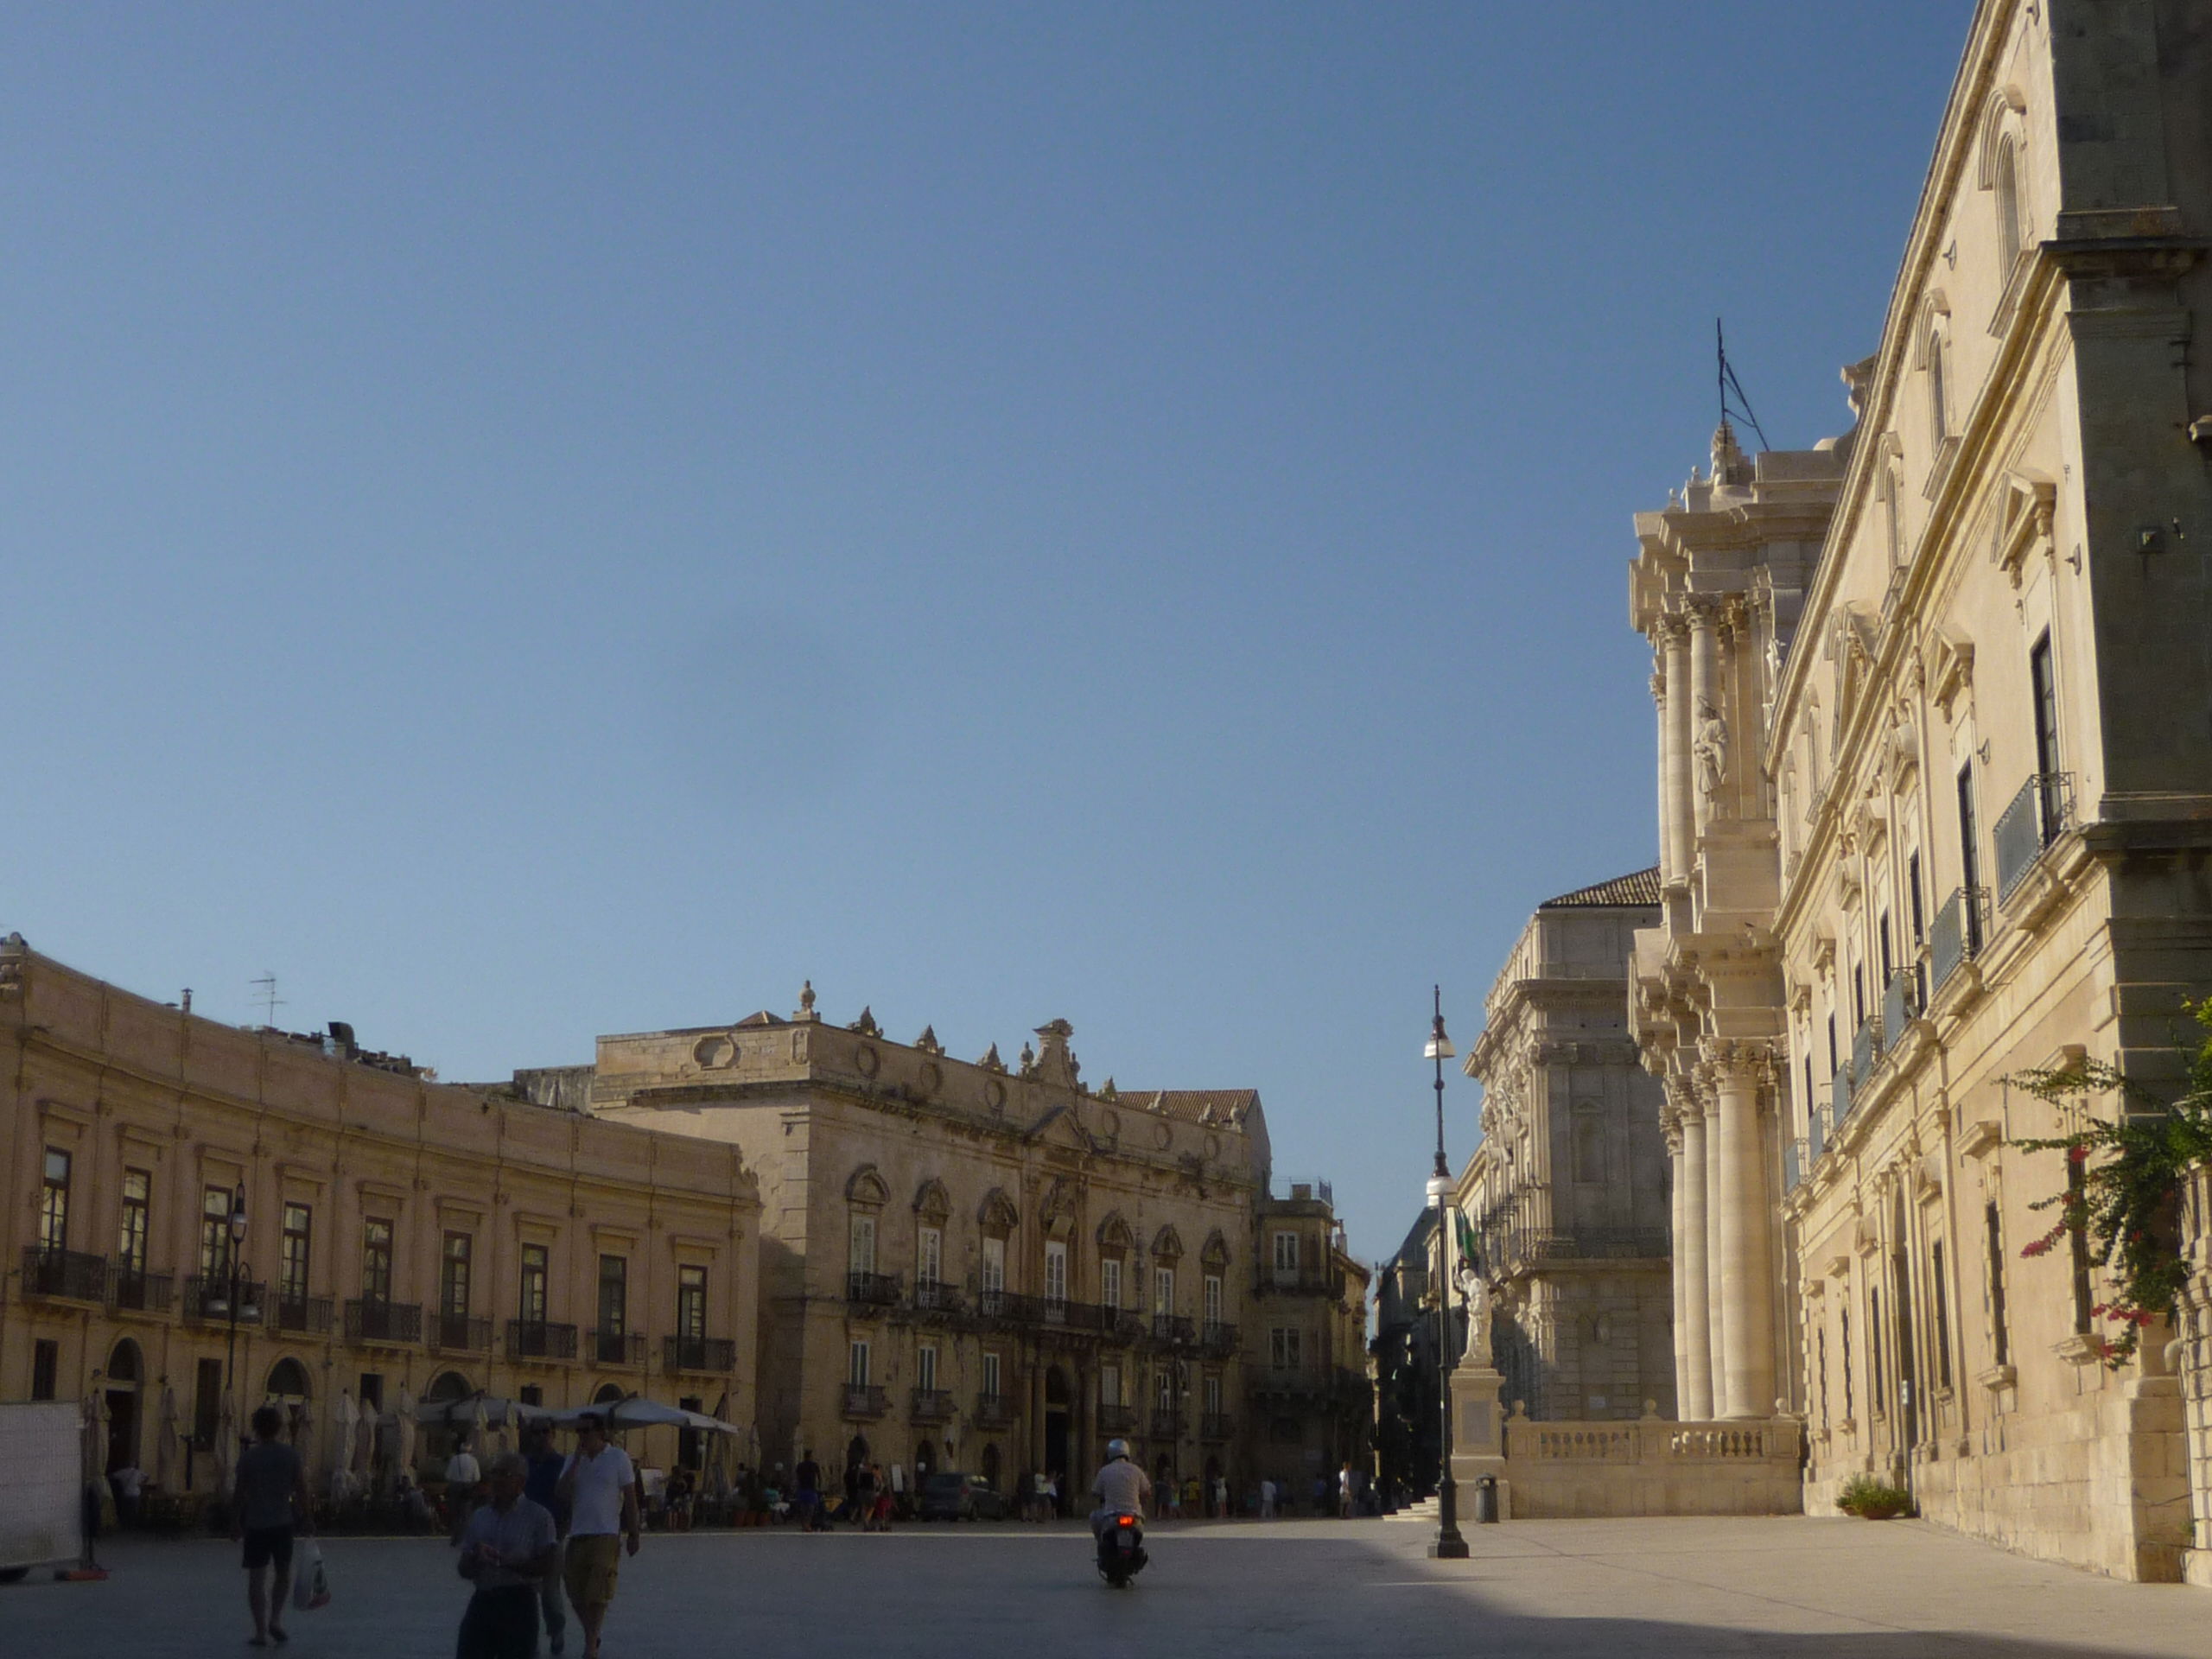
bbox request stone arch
[1150,1224,1184,1262]
[106,1337,143,1383]
[846,1165,889,1208]
[978,1187,1020,1236]
[1200,1229,1230,1270]
[427,1370,474,1402]
[265,1357,313,1400]
[912,1178,952,1223]
[592,1382,626,1406]
[1095,1211,1134,1254]
[1973,83,2030,191]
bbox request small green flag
[1454,1211,1479,1274]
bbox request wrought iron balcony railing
[345,1298,422,1344]
[663,1335,737,1375]
[845,1270,903,1306]
[910,1280,964,1315]
[22,1247,108,1303]
[185,1274,267,1325]
[272,1293,332,1333]
[1150,1408,1179,1440]
[1199,1413,1234,1442]
[1096,1404,1137,1434]
[433,1314,492,1353]
[842,1385,887,1419]
[1150,1313,1196,1345]
[1200,1320,1237,1357]
[110,1268,176,1315]
[1993,772,2072,902]
[1882,969,1921,1052]
[1831,1068,1853,1130]
[974,1392,1016,1429]
[1850,1016,1882,1092]
[909,1388,953,1422]
[592,1330,644,1367]
[507,1319,579,1360]
[1783,1137,1805,1193]
[1929,887,1986,995]
[1808,1105,1826,1163]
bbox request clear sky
[5,2,1974,1268]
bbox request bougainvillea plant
[2010,1000,2212,1368]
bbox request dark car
[918,1471,1009,1522]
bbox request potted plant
[1836,1473,1913,1520]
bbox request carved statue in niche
[1694,698,1729,798]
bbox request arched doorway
[265,1358,312,1446]
[1043,1368,1071,1512]
[425,1370,474,1462]
[979,1442,1001,1488]
[592,1382,626,1406]
[104,1339,143,1474]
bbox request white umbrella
[351,1400,374,1475]
[396,1385,418,1480]
[154,1384,180,1491]
[471,1398,491,1458]
[548,1395,741,1434]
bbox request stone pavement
[7,1516,2208,1657]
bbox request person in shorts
[457,1452,558,1659]
[556,1413,639,1659]
[231,1404,314,1647]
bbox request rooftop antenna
[251,972,285,1029]
[1717,317,1771,453]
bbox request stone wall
[1500,1406,1802,1519]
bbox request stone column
[1702,1087,1729,1414]
[1652,656,1675,884]
[1688,599,1721,840]
[1674,1088,1714,1421]
[1662,617,1694,882]
[1712,1044,1777,1421]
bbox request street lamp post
[222,1185,251,1401]
[1425,986,1469,1560]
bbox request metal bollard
[1473,1474,1499,1525]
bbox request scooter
[1096,1510,1147,1587]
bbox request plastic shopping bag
[291,1541,332,1613]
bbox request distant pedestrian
[1046,1470,1061,1521]
[457,1452,558,1659]
[446,1442,485,1544]
[109,1463,145,1529]
[793,1450,823,1531]
[557,1413,641,1659]
[231,1404,314,1648]
[1259,1478,1276,1519]
[1212,1474,1228,1519]
[855,1461,880,1529]
[1338,1463,1355,1518]
[1031,1469,1050,1523]
[523,1423,572,1656]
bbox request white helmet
[1106,1438,1129,1461]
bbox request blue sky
[3,3,1973,1267]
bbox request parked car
[918,1471,1009,1522]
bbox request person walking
[556,1413,640,1659]
[792,1449,822,1532]
[446,1440,485,1545]
[1338,1462,1356,1519]
[1212,1473,1228,1519]
[231,1404,314,1648]
[457,1452,558,1659]
[853,1461,879,1531]
[523,1423,572,1656]
[1259,1477,1276,1519]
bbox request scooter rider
[1088,1439,1153,1539]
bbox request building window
[917,1226,942,1287]
[32,1340,60,1402]
[1044,1240,1068,1306]
[1272,1230,1300,1280]
[1985,1200,2011,1367]
[1869,1289,1886,1414]
[598,1255,628,1335]
[677,1265,708,1341]
[917,1344,938,1393]
[849,1213,877,1277]
[518,1243,549,1324]
[1816,1326,1829,1431]
[38,1148,70,1253]
[1100,1363,1120,1407]
[200,1186,237,1281]
[2030,631,2061,782]
[1270,1327,1302,1371]
[1927,330,1948,442]
[981,1236,1006,1296]
[194,1357,222,1440]
[361,1218,394,1304]
[1881,469,1903,565]
[1993,136,2023,268]
[1840,1310,1855,1421]
[440,1232,473,1319]
[2067,1161,2094,1336]
[1154,1368,1173,1413]
[1153,1266,1174,1316]
[118,1170,151,1276]
[1203,1274,1223,1327]
[1099,1257,1122,1310]
[1930,1240,1954,1390]
[280,1205,312,1304]
[1573,1117,1604,1185]
[1878,912,1894,988]
[1203,1374,1222,1417]
[849,1339,871,1389]
[982,1351,1001,1398]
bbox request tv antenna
[1717,318,1771,453]
[251,972,286,1029]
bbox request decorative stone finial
[979,1042,1006,1073]
[1018,1041,1036,1077]
[797,980,818,1021]
[915,1025,943,1056]
[848,1006,880,1038]
[1099,1077,1117,1100]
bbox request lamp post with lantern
[1425,986,1469,1560]
[221,1184,251,1396]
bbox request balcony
[974,1392,1016,1429]
[1257,1268,1343,1298]
[1199,1413,1234,1442]
[1200,1320,1237,1357]
[842,1385,888,1420]
[272,1293,333,1334]
[1850,1016,1882,1094]
[1808,1106,1826,1163]
[185,1274,266,1325]
[1783,1137,1805,1194]
[1096,1404,1137,1434]
[1249,1368,1324,1401]
[1150,1408,1180,1440]
[432,1313,492,1354]
[910,1280,964,1316]
[345,1298,423,1345]
[592,1330,645,1367]
[507,1319,579,1361]
[1881,969,1921,1053]
[663,1335,736,1375]
[909,1388,953,1422]
[1150,1313,1196,1346]
[1994,772,2073,902]
[1830,1070,1853,1132]
[1493,1229,1669,1269]
[845,1270,903,1307]
[1929,887,1986,996]
[109,1268,175,1315]
[22,1248,108,1303]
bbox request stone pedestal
[1447,1364,1511,1521]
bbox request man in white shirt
[556,1414,640,1659]
[446,1444,485,1544]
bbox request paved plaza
[9,1516,2209,1658]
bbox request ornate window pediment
[912,1178,951,1224]
[1924,625,1975,721]
[977,1186,1020,1237]
[1039,1178,1078,1240]
[1150,1224,1184,1262]
[1095,1211,1134,1255]
[1200,1229,1230,1269]
[846,1165,889,1208]
[1996,470,2056,589]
